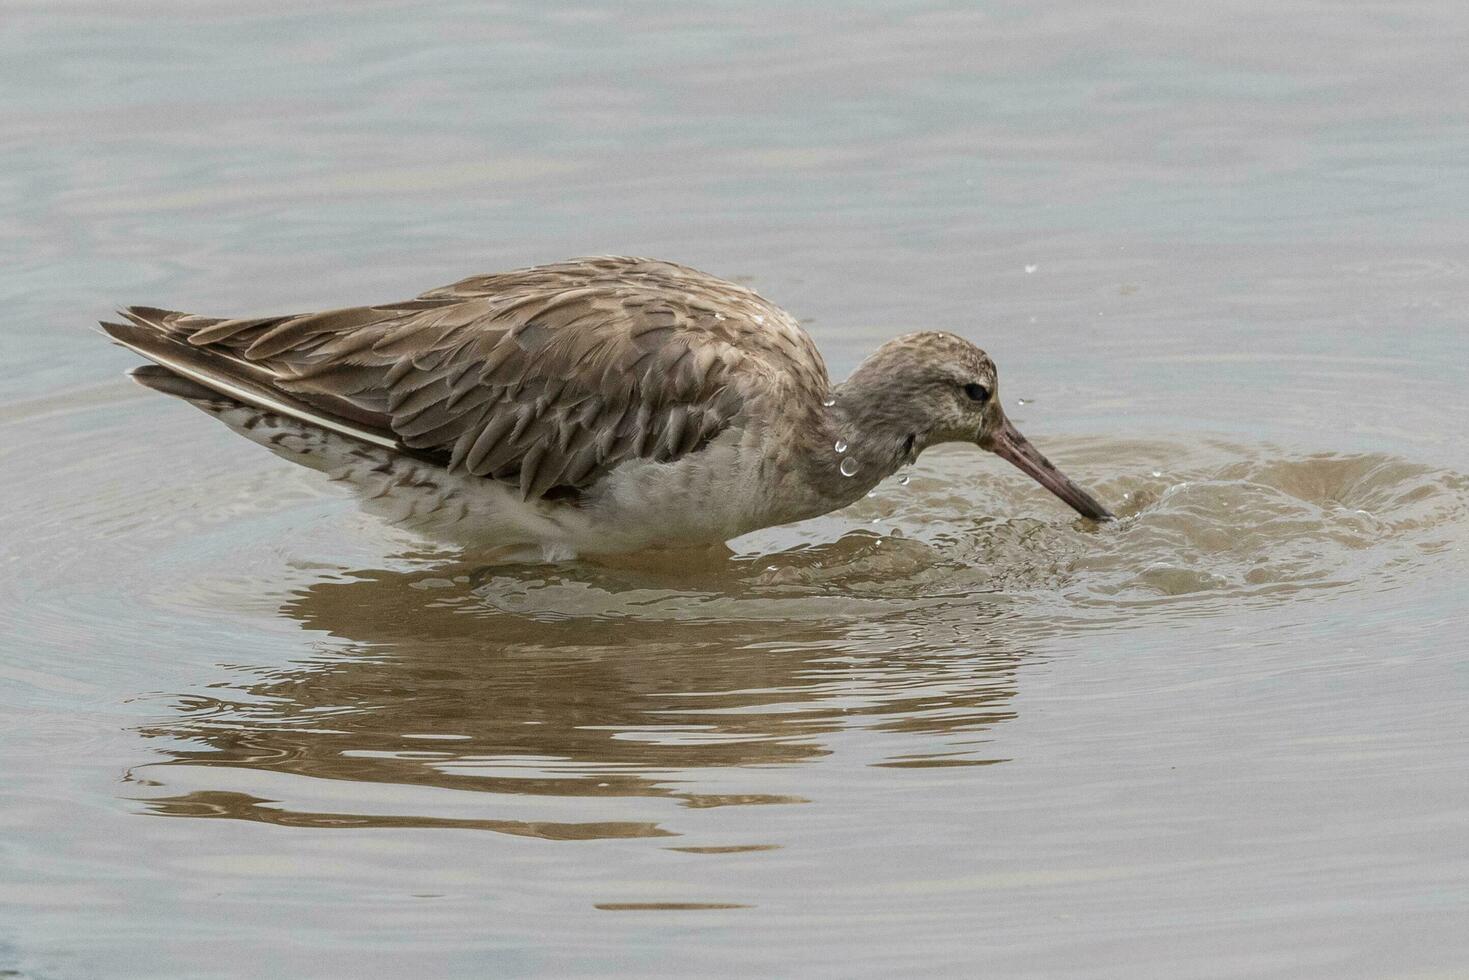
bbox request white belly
[213,404,780,558]
[576,427,774,552]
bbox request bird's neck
[791,380,916,510]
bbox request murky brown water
[4,2,1469,977]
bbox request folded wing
[101,257,826,501]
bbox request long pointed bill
[984,416,1114,521]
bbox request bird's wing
[101,256,829,500]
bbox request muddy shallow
[3,2,1469,977]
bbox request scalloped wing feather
[107,257,829,501]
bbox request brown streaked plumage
[101,255,1112,558]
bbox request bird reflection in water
[130,540,1030,842]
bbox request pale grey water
[2,2,1468,977]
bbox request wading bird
[103,256,1112,559]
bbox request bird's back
[103,256,831,510]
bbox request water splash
[840,457,859,477]
[728,438,1469,622]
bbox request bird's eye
[963,382,991,403]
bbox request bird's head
[838,331,1114,521]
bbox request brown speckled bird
[102,256,1112,559]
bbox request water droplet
[1150,470,1162,478]
[840,457,859,477]
[821,397,836,407]
[866,490,878,498]
[898,474,911,486]
[713,312,726,321]
[753,314,765,324]
[834,439,848,453]
[1017,398,1029,406]
[1024,264,1038,274]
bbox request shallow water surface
[3,2,1469,978]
